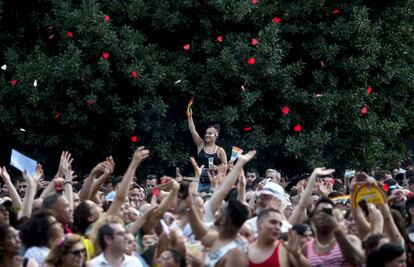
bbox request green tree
[0,0,413,178]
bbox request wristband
[64,181,72,185]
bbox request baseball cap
[258,182,286,204]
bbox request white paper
[1,64,6,70]
[33,80,38,87]
[10,149,37,177]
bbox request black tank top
[197,146,222,168]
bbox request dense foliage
[1,0,414,178]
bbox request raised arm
[378,203,404,245]
[237,169,247,206]
[143,177,179,233]
[187,101,204,151]
[107,146,150,216]
[80,157,114,201]
[0,167,22,211]
[19,170,38,218]
[208,151,256,216]
[289,167,335,225]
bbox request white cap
[259,182,286,204]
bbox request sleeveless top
[248,242,280,267]
[204,237,249,267]
[306,239,354,267]
[197,146,222,169]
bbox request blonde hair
[88,214,124,255]
[44,234,82,266]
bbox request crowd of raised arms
[0,108,413,267]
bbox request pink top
[306,239,354,267]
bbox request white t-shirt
[24,246,49,267]
[89,253,143,267]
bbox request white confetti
[33,80,38,87]
[174,79,181,84]
[1,64,6,70]
[20,128,26,132]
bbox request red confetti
[332,9,341,14]
[293,123,302,132]
[383,183,390,192]
[102,52,109,60]
[67,32,73,38]
[183,44,191,50]
[251,38,258,46]
[87,99,95,107]
[281,106,290,116]
[320,60,325,67]
[243,126,253,132]
[217,35,223,43]
[104,15,110,22]
[47,25,54,30]
[361,106,368,115]
[10,80,17,87]
[54,112,61,119]
[247,57,256,65]
[251,0,259,4]
[131,135,138,143]
[48,35,55,40]
[131,70,137,78]
[367,86,373,94]
[273,17,281,24]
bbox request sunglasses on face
[69,248,86,257]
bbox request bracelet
[64,181,72,185]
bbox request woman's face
[158,250,179,267]
[2,226,20,255]
[48,216,64,242]
[125,233,137,256]
[61,241,86,267]
[204,127,217,143]
[138,187,147,201]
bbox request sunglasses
[69,248,86,257]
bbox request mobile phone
[178,180,190,199]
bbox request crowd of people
[0,108,413,267]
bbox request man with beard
[249,208,308,267]
[246,168,261,191]
[245,181,292,235]
[305,197,365,267]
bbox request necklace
[314,238,336,252]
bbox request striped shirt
[306,239,354,267]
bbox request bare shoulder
[224,247,248,266]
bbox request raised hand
[34,163,44,181]
[22,171,36,188]
[189,157,204,178]
[133,146,150,164]
[0,166,11,181]
[237,150,257,165]
[59,151,73,176]
[283,229,302,257]
[311,167,335,178]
